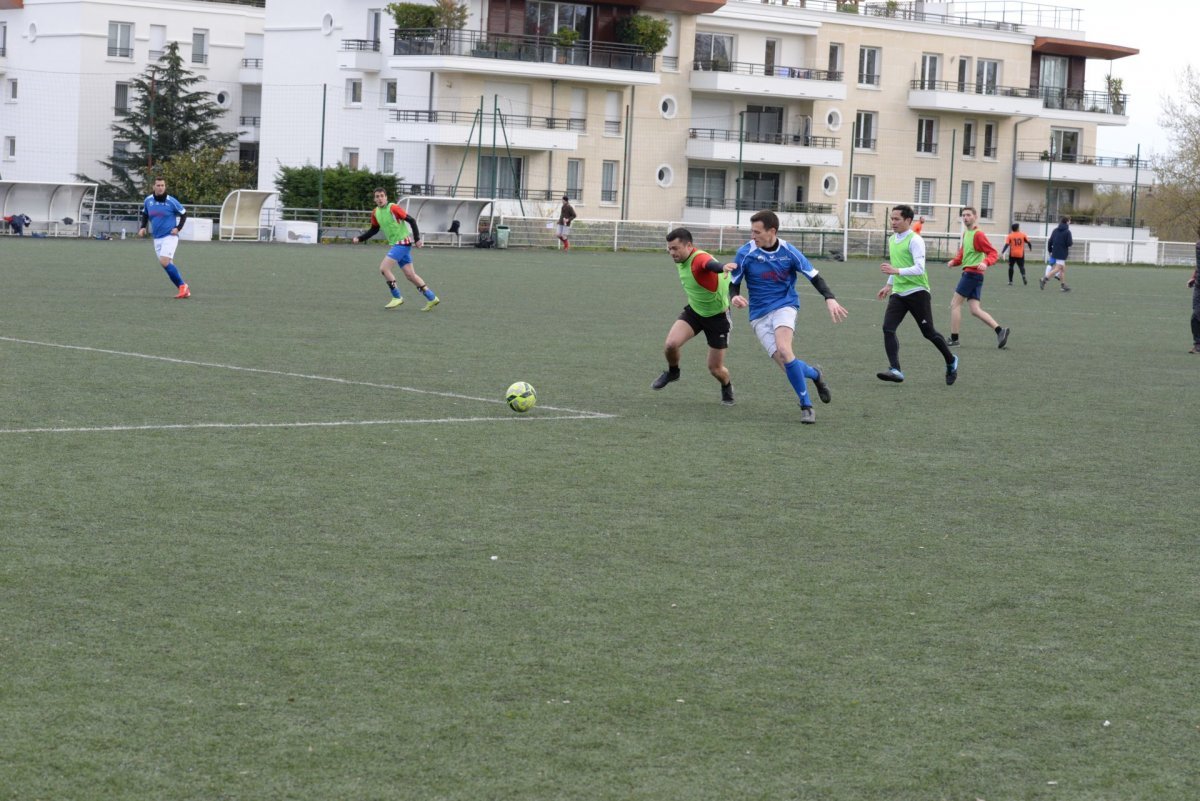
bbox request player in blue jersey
[726,210,848,424]
[137,177,190,298]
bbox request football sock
[784,358,814,406]
[994,325,1003,333]
[419,285,436,301]
[387,280,401,299]
[950,333,960,342]
[163,263,184,287]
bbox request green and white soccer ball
[505,381,536,413]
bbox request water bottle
[121,228,126,240]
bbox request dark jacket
[1048,222,1073,260]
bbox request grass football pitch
[2,238,1197,800]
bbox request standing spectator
[1189,225,1200,354]
[1042,216,1073,292]
[556,196,577,251]
[138,178,191,299]
[1001,223,1031,285]
[727,210,846,423]
[876,204,958,385]
[947,206,1010,349]
[652,227,736,406]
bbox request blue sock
[387,280,401,299]
[421,286,436,301]
[784,358,815,406]
[163,263,184,287]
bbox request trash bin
[495,225,510,249]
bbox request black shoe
[947,338,960,348]
[945,355,959,386]
[651,369,679,390]
[1022,277,1028,285]
[1039,277,1048,290]
[996,327,1010,349]
[1061,285,1071,292]
[812,364,831,404]
[720,382,735,406]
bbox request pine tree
[79,41,239,200]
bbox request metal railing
[241,58,263,68]
[239,116,261,126]
[857,72,881,86]
[341,39,381,52]
[1016,151,1149,169]
[1013,211,1146,228]
[983,146,998,158]
[149,50,164,61]
[854,138,877,149]
[603,120,621,136]
[917,142,938,154]
[685,197,834,214]
[392,28,656,73]
[1035,86,1128,115]
[689,128,839,148]
[601,189,618,203]
[108,46,133,58]
[192,53,209,65]
[691,60,841,82]
[962,145,977,157]
[733,0,1033,32]
[389,109,586,132]
[909,78,1039,98]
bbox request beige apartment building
[263,0,1138,232]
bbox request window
[382,79,398,106]
[346,79,363,106]
[566,159,583,200]
[1,22,7,57]
[527,2,592,44]
[857,46,881,86]
[920,53,940,90]
[821,173,838,196]
[5,78,15,101]
[960,180,973,208]
[827,43,843,78]
[913,178,935,217]
[956,57,970,91]
[980,183,995,218]
[1039,55,1069,108]
[481,155,524,199]
[377,148,394,173]
[113,141,130,160]
[3,136,14,159]
[149,25,166,60]
[854,111,876,149]
[916,117,938,154]
[192,29,209,65]
[744,105,784,142]
[1047,186,1075,218]
[740,171,779,210]
[976,59,999,94]
[983,122,998,158]
[367,8,383,44]
[343,149,360,169]
[601,160,619,203]
[656,164,674,188]
[604,91,621,136]
[687,167,725,208]
[694,31,733,69]
[108,22,133,58]
[764,39,778,76]
[962,120,976,157]
[850,174,874,215]
[660,96,677,118]
[570,88,587,130]
[1051,128,1081,161]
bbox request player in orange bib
[1000,223,1031,285]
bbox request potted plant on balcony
[616,13,670,70]
[553,27,580,63]
[1105,75,1126,115]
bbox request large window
[1048,186,1075,218]
[857,46,880,86]
[1039,55,1069,107]
[1,22,7,57]
[960,180,973,208]
[604,91,621,136]
[827,43,843,78]
[739,171,779,209]
[192,29,209,65]
[957,57,971,91]
[482,155,525,199]
[566,159,583,200]
[694,31,733,68]
[855,111,876,149]
[114,82,130,114]
[983,122,998,158]
[919,53,940,90]
[962,120,976,157]
[850,174,874,215]
[4,136,15,159]
[981,183,995,219]
[744,105,783,142]
[346,79,363,106]
[367,8,383,43]
[377,149,394,173]
[976,59,999,94]
[687,168,726,208]
[916,118,938,154]
[913,178,935,217]
[527,1,591,42]
[1051,128,1081,161]
[108,22,133,58]
[382,80,397,106]
[601,160,618,203]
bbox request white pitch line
[0,415,604,435]
[0,335,615,419]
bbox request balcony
[690,60,845,101]
[239,57,263,84]
[686,128,842,168]
[1034,86,1129,123]
[238,115,261,143]
[683,196,837,226]
[908,80,1045,116]
[1014,151,1147,185]
[339,39,382,72]
[385,109,582,151]
[389,28,661,86]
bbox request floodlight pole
[736,110,745,226]
[1129,143,1140,246]
[317,83,327,239]
[1043,135,1053,239]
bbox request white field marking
[0,335,614,419]
[0,415,603,435]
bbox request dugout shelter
[0,181,97,237]
[219,189,277,241]
[399,195,495,246]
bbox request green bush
[275,164,400,210]
[616,13,670,56]
[386,2,438,30]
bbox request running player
[353,188,439,310]
[138,177,191,298]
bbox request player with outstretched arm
[947,206,1010,349]
[353,188,439,311]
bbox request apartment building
[0,0,264,184]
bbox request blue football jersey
[143,194,187,239]
[731,238,820,320]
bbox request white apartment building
[0,0,264,185]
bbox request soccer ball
[505,381,536,413]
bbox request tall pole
[1043,135,1053,240]
[946,128,957,238]
[317,83,327,239]
[147,68,156,170]
[1129,143,1140,243]
[491,94,500,198]
[736,110,745,226]
[845,118,857,261]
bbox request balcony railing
[601,189,618,203]
[685,197,835,214]
[1034,87,1128,115]
[392,28,656,73]
[603,120,621,135]
[1013,210,1145,227]
[241,58,263,68]
[742,0,1032,32]
[692,59,841,82]
[114,106,132,116]
[689,128,839,148]
[149,49,164,61]
[108,46,133,58]
[192,53,209,64]
[962,145,976,157]
[916,142,938,154]
[239,116,261,126]
[857,72,881,86]
[342,39,381,52]
[983,146,998,158]
[909,79,1039,98]
[1016,151,1149,169]
[397,183,569,201]
[854,138,877,149]
[390,108,586,132]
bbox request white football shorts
[749,306,798,358]
[153,234,180,261]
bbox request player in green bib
[651,227,735,405]
[876,204,958,384]
[946,206,1009,348]
[352,188,439,310]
